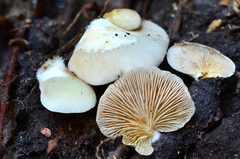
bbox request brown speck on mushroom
[115,33,118,36]
[198,76,204,80]
[201,72,208,77]
[126,32,130,35]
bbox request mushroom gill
[167,41,236,80]
[96,66,195,156]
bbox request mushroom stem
[151,131,161,143]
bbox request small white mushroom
[96,66,195,156]
[36,56,96,113]
[68,9,169,86]
[167,41,236,80]
[103,8,141,31]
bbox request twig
[187,31,199,41]
[95,137,116,159]
[11,99,26,109]
[28,51,37,69]
[12,24,58,38]
[47,33,83,58]
[98,0,111,17]
[169,0,182,39]
[236,0,240,5]
[101,149,106,159]
[0,29,25,148]
[142,0,150,18]
[184,150,188,159]
[0,70,25,88]
[61,2,95,36]
[24,83,38,112]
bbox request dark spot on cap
[126,32,130,35]
[115,33,118,36]
[198,76,204,80]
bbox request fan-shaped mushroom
[167,41,236,80]
[68,8,169,86]
[96,66,195,156]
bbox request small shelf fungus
[167,41,236,80]
[36,56,96,113]
[68,8,169,86]
[96,66,195,156]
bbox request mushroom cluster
[167,41,236,80]
[36,56,96,113]
[96,66,195,156]
[68,9,169,86]
[34,6,237,158]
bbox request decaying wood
[0,29,25,150]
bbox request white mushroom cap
[103,8,141,31]
[68,16,169,86]
[96,66,195,156]
[36,56,96,113]
[167,41,236,80]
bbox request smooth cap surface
[37,56,96,113]
[40,76,96,113]
[104,8,141,31]
[68,18,169,86]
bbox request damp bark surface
[0,0,240,159]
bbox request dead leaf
[219,0,230,6]
[206,19,222,34]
